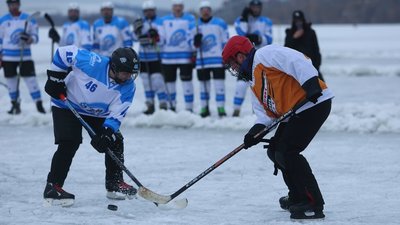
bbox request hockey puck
[107,204,118,211]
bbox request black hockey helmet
[110,47,140,80]
[7,0,20,4]
[249,0,262,6]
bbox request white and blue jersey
[234,15,273,47]
[193,17,228,69]
[132,16,163,62]
[50,45,135,132]
[60,19,92,51]
[159,13,195,64]
[92,16,133,57]
[0,12,38,61]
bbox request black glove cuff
[302,76,322,101]
[248,123,267,137]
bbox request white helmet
[142,0,156,10]
[199,1,211,10]
[172,0,184,6]
[68,2,79,11]
[101,1,114,9]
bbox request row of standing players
[0,0,323,117]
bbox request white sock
[182,81,194,111]
[233,80,248,110]
[214,79,225,108]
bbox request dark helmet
[110,47,140,80]
[7,0,20,3]
[249,0,262,6]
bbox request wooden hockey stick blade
[137,187,188,209]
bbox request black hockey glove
[19,32,31,42]
[302,76,322,104]
[240,7,252,22]
[148,28,160,42]
[45,70,67,99]
[194,33,203,48]
[246,33,261,46]
[91,127,117,153]
[243,123,266,149]
[48,27,60,43]
[133,18,144,35]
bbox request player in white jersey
[52,3,92,51]
[0,0,45,114]
[232,0,273,117]
[193,1,228,117]
[92,2,132,57]
[132,0,168,114]
[43,46,139,206]
[158,0,195,112]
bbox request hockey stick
[148,98,310,204]
[59,94,188,208]
[44,13,55,62]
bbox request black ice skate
[43,182,75,207]
[289,201,325,219]
[7,100,21,115]
[279,195,295,211]
[143,102,155,115]
[200,107,210,118]
[106,180,137,200]
[36,100,46,114]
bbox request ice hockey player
[92,2,132,57]
[193,1,229,118]
[50,3,92,51]
[158,0,195,112]
[43,45,139,206]
[0,0,45,114]
[133,0,168,115]
[232,0,273,117]
[222,36,334,219]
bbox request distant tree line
[36,0,399,26]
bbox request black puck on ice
[107,204,118,211]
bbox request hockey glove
[91,127,116,153]
[243,123,266,149]
[48,27,60,43]
[20,32,32,44]
[133,18,144,36]
[240,7,252,22]
[148,28,160,42]
[302,76,322,104]
[45,70,67,99]
[246,34,262,46]
[194,33,203,48]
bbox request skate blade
[290,211,325,220]
[106,191,137,200]
[43,198,74,207]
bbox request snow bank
[1,102,399,133]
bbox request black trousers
[46,107,124,187]
[267,99,331,206]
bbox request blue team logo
[202,34,217,52]
[169,29,186,47]
[66,33,75,45]
[101,35,116,51]
[9,28,24,45]
[80,102,108,116]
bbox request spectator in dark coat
[285,10,324,81]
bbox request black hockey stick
[60,94,188,208]
[44,13,55,62]
[153,98,310,204]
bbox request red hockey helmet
[222,35,254,65]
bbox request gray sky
[1,0,225,15]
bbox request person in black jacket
[285,10,324,81]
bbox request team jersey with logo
[159,13,195,64]
[0,12,38,61]
[60,19,92,51]
[132,16,163,62]
[249,45,334,126]
[50,45,135,132]
[92,16,133,57]
[234,15,273,48]
[193,16,229,69]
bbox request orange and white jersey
[249,44,334,125]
